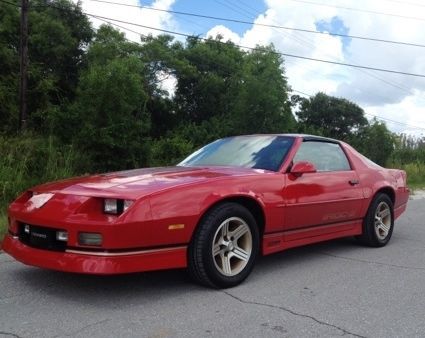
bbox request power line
[8,0,423,90]
[364,113,425,131]
[4,0,425,80]
[291,89,425,131]
[381,0,425,8]
[214,0,254,19]
[292,89,312,97]
[84,15,425,133]
[4,0,424,132]
[85,0,425,48]
[85,13,425,78]
[86,0,425,106]
[286,0,425,22]
[220,0,421,106]
[94,15,148,38]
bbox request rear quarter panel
[342,143,409,215]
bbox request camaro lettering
[323,211,355,221]
[31,232,47,239]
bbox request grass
[0,134,79,245]
[388,161,425,191]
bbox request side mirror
[290,161,317,177]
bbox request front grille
[18,223,66,252]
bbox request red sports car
[3,134,409,288]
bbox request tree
[0,0,93,134]
[71,56,150,171]
[353,120,395,166]
[173,36,245,124]
[139,34,183,138]
[296,92,368,140]
[61,25,151,171]
[231,45,295,134]
[26,0,93,132]
[87,25,141,66]
[0,0,21,131]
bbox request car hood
[32,166,266,199]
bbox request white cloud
[76,0,425,135]
[76,0,178,42]
[366,90,425,136]
[206,25,241,44]
[202,0,425,135]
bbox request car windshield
[179,135,294,171]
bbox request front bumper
[2,234,187,274]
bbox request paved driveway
[1,199,424,338]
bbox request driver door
[283,141,364,231]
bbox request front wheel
[188,203,260,288]
[357,193,394,247]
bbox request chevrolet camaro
[3,134,409,288]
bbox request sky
[77,0,425,136]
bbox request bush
[388,161,425,189]
[0,133,82,240]
[150,136,194,167]
[0,133,79,210]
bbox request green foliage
[391,134,425,164]
[144,36,295,136]
[351,120,396,166]
[87,25,142,66]
[0,133,79,207]
[230,46,295,134]
[173,37,245,123]
[0,211,6,242]
[0,0,20,132]
[27,0,93,132]
[388,162,425,189]
[388,135,425,188]
[0,0,93,134]
[150,136,195,167]
[71,56,151,172]
[296,92,368,140]
[0,134,81,241]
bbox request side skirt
[262,220,363,255]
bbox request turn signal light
[78,232,103,246]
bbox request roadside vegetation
[0,0,424,240]
[389,135,425,190]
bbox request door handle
[349,179,360,186]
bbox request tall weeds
[0,134,79,240]
[389,161,425,189]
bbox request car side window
[293,141,351,172]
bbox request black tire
[188,202,260,288]
[356,193,394,247]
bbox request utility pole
[18,0,29,131]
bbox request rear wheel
[188,203,259,288]
[357,193,394,247]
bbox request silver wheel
[212,217,253,277]
[374,201,392,240]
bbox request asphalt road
[1,199,424,338]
